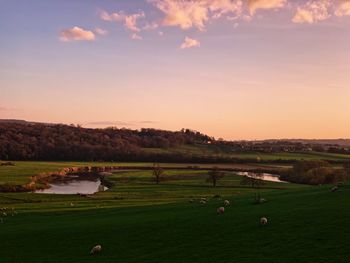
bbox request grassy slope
[0,184,349,263]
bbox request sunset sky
[1,0,350,140]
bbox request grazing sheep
[188,199,194,203]
[331,186,338,192]
[70,203,74,207]
[90,245,102,255]
[224,200,230,206]
[260,217,268,225]
[200,200,206,204]
[217,207,225,214]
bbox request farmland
[0,160,349,262]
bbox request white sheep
[200,200,206,204]
[260,217,268,225]
[331,186,338,192]
[90,245,102,255]
[224,200,230,206]
[217,207,225,214]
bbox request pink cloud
[335,0,350,16]
[100,10,145,32]
[131,33,143,40]
[95,27,108,36]
[59,26,95,42]
[292,0,331,24]
[150,0,242,31]
[248,0,287,15]
[180,37,200,49]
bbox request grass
[143,144,350,161]
[0,161,349,262]
[0,161,287,186]
[0,184,349,263]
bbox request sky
[1,0,350,140]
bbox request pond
[35,176,108,194]
[236,172,288,183]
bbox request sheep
[260,217,268,225]
[217,207,225,214]
[188,199,194,203]
[199,197,208,204]
[90,245,102,255]
[331,186,338,192]
[224,200,230,206]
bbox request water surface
[35,176,107,194]
[237,172,287,183]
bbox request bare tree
[207,167,225,187]
[240,173,265,203]
[153,164,164,184]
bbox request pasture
[0,161,349,262]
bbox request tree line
[0,122,213,161]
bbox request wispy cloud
[248,0,286,15]
[180,37,200,49]
[94,27,108,36]
[131,33,143,40]
[59,26,95,42]
[150,0,209,31]
[150,0,243,31]
[335,0,350,16]
[100,10,145,32]
[293,0,331,24]
[60,1,350,47]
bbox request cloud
[292,0,331,24]
[248,0,286,15]
[59,26,95,42]
[131,33,143,40]
[207,0,243,19]
[335,0,350,16]
[95,27,108,36]
[150,0,242,31]
[180,37,200,49]
[0,107,7,111]
[100,10,145,32]
[151,0,209,30]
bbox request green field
[0,161,287,186]
[0,161,349,262]
[144,145,350,161]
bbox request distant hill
[0,119,29,124]
[261,139,350,147]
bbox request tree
[344,161,350,175]
[240,172,265,202]
[240,173,265,189]
[153,164,164,184]
[207,167,225,187]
